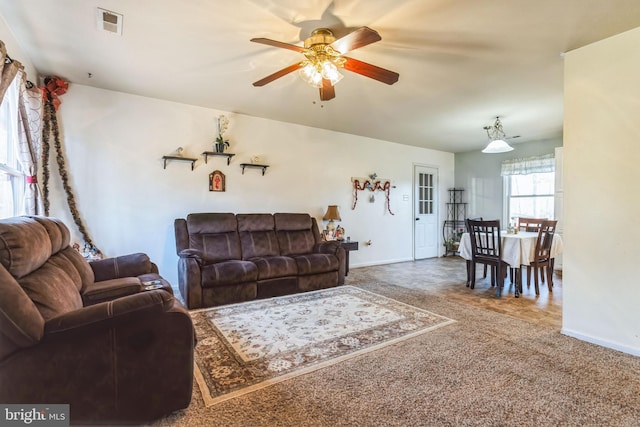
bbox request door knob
[415,218,420,220]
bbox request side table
[338,240,358,276]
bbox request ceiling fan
[251,27,399,101]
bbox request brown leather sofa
[0,216,195,425]
[174,213,346,309]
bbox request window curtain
[1,40,44,215]
[500,153,555,176]
[17,69,44,214]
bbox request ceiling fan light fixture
[251,26,399,101]
[299,63,323,88]
[321,61,343,85]
[481,117,514,153]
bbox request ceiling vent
[96,8,123,35]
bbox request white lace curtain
[501,153,555,176]
[0,40,44,215]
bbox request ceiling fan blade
[253,63,304,87]
[330,27,381,54]
[319,79,336,101]
[250,37,306,53]
[343,57,399,85]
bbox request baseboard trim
[351,257,414,269]
[561,328,640,357]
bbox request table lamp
[323,205,341,233]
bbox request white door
[414,166,438,259]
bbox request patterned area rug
[191,285,456,406]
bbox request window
[505,172,555,221]
[0,79,25,219]
[501,154,555,223]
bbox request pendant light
[482,117,514,153]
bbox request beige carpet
[190,286,455,407]
[154,275,640,426]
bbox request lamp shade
[482,139,514,154]
[323,205,341,221]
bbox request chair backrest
[466,219,502,262]
[465,217,483,232]
[184,213,241,262]
[274,213,320,256]
[534,220,557,261]
[517,217,546,232]
[237,214,280,259]
[0,216,93,358]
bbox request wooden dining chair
[517,217,546,232]
[527,219,558,295]
[466,219,508,297]
[465,217,487,283]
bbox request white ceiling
[2,0,640,153]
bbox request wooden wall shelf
[162,155,197,170]
[202,151,235,165]
[240,163,269,175]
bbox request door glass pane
[418,173,434,215]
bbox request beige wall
[47,84,454,286]
[0,15,37,80]
[563,26,640,355]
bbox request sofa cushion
[0,217,84,320]
[0,216,53,278]
[238,214,279,259]
[276,230,316,256]
[200,260,258,288]
[274,213,313,231]
[274,213,318,256]
[18,256,84,321]
[293,253,339,276]
[187,213,241,262]
[249,256,297,280]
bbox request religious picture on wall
[209,170,225,192]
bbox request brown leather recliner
[0,216,195,425]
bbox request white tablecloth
[458,231,563,267]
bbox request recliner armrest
[90,252,157,281]
[45,290,177,336]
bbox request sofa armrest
[178,248,220,266]
[45,290,176,336]
[314,240,340,254]
[90,252,157,281]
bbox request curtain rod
[4,53,35,88]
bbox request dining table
[458,230,564,297]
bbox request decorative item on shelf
[215,114,230,153]
[209,170,226,192]
[162,152,197,170]
[240,162,269,175]
[351,173,394,215]
[334,225,345,241]
[322,205,341,237]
